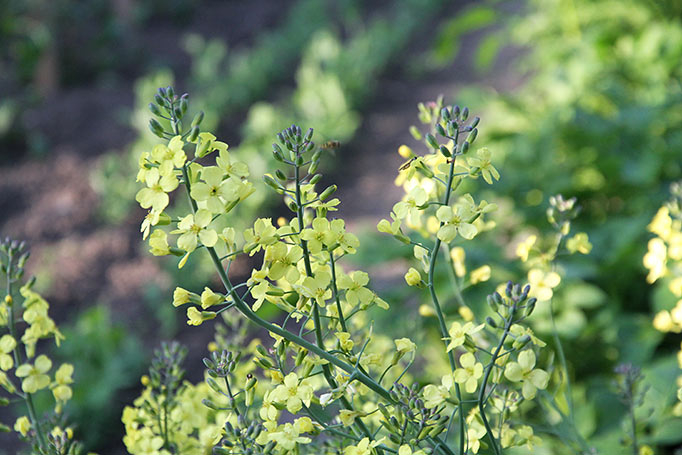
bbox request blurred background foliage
[1,0,682,453]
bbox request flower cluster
[0,237,81,454]
[129,89,585,455]
[645,182,682,416]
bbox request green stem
[477,313,513,455]
[427,149,465,454]
[328,250,348,332]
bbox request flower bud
[460,141,470,155]
[441,107,452,121]
[319,185,337,201]
[467,128,478,144]
[461,107,469,121]
[309,174,322,185]
[166,86,175,98]
[149,102,162,116]
[149,119,165,138]
[188,126,199,143]
[439,145,451,158]
[425,133,439,150]
[470,116,480,128]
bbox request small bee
[321,140,341,150]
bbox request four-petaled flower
[504,350,550,399]
[135,168,179,212]
[174,209,218,253]
[436,205,477,242]
[527,269,561,301]
[16,355,52,394]
[271,372,313,413]
[466,148,500,184]
[454,352,483,393]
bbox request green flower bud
[166,86,175,98]
[467,128,478,144]
[309,174,322,185]
[308,160,319,175]
[149,119,165,138]
[409,125,422,140]
[154,93,165,107]
[461,107,469,121]
[263,175,283,193]
[179,95,188,115]
[441,107,452,121]
[191,111,204,127]
[461,141,470,154]
[470,116,480,128]
[319,185,337,201]
[425,133,439,150]
[436,123,447,137]
[275,170,287,181]
[304,128,314,142]
[149,103,162,116]
[188,126,200,143]
[439,145,451,158]
[486,316,497,328]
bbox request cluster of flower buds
[0,237,30,282]
[214,419,274,455]
[146,341,187,397]
[148,86,204,141]
[204,350,241,378]
[381,382,449,445]
[486,281,537,329]
[46,426,82,455]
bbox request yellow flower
[648,207,672,240]
[296,272,332,307]
[339,409,363,427]
[527,269,561,301]
[450,247,466,277]
[172,287,195,307]
[454,352,483,393]
[174,209,218,253]
[458,306,475,321]
[14,416,31,437]
[344,437,382,455]
[148,229,171,256]
[643,238,667,283]
[16,355,52,394]
[446,321,484,352]
[267,422,312,450]
[243,218,278,255]
[466,148,500,184]
[566,232,592,254]
[470,265,491,284]
[135,167,179,212]
[393,187,428,226]
[336,332,355,351]
[404,268,422,287]
[0,335,16,370]
[200,287,224,309]
[52,363,74,403]
[422,374,453,408]
[186,307,216,326]
[271,372,313,413]
[516,235,537,262]
[190,166,240,212]
[504,350,550,399]
[394,338,416,353]
[436,205,477,242]
[399,445,427,455]
[653,310,677,332]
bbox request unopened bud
[425,133,439,150]
[319,185,337,201]
[149,119,165,138]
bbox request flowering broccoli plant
[0,238,82,454]
[123,86,575,455]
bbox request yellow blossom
[394,338,416,353]
[470,265,491,284]
[527,269,561,301]
[271,372,313,413]
[504,350,550,399]
[14,416,31,437]
[454,352,483,393]
[566,232,592,254]
[404,268,422,287]
[516,235,537,262]
[15,354,52,394]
